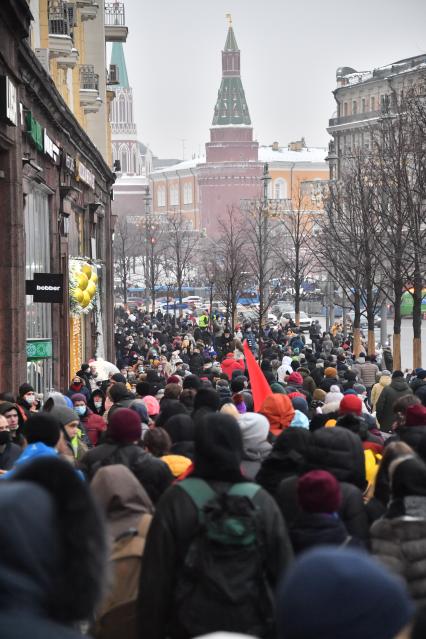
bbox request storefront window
[25,184,53,394]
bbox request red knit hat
[405,404,426,427]
[109,408,142,443]
[339,394,363,416]
[297,470,341,514]
[167,375,181,385]
[287,372,303,386]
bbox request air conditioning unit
[35,48,50,73]
[108,64,119,85]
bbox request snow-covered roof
[114,175,149,186]
[259,146,327,164]
[151,156,204,175]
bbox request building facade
[0,0,118,395]
[327,54,426,178]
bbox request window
[183,182,193,205]
[169,184,179,206]
[370,96,375,111]
[273,178,287,200]
[352,100,358,115]
[118,94,125,122]
[343,102,348,116]
[120,145,129,173]
[157,186,166,207]
[361,98,366,113]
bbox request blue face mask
[75,405,86,416]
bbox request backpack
[175,477,275,638]
[93,513,152,639]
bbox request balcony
[105,2,128,42]
[77,0,99,21]
[79,65,101,114]
[48,0,74,59]
[328,110,383,128]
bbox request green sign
[26,338,53,361]
[26,111,44,152]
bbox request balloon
[78,273,89,290]
[81,291,91,308]
[87,281,96,297]
[73,288,84,304]
[81,263,92,278]
[90,272,98,284]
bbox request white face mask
[24,394,35,405]
[94,401,103,409]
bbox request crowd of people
[1,304,426,638]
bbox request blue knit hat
[277,547,413,639]
[343,389,357,396]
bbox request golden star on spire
[225,12,232,28]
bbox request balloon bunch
[70,260,98,314]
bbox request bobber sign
[70,260,98,314]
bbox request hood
[391,379,410,391]
[290,410,310,429]
[91,464,153,541]
[281,355,293,367]
[242,440,272,461]
[238,412,270,449]
[260,394,295,436]
[379,375,392,388]
[308,426,366,490]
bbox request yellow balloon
[81,291,91,308]
[90,272,98,284]
[87,281,96,297]
[81,263,92,278]
[73,288,84,303]
[78,273,89,290]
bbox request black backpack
[175,477,275,638]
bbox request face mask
[74,405,86,416]
[0,431,10,445]
[94,401,103,409]
[72,383,82,390]
[24,394,35,405]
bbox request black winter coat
[137,479,294,639]
[276,475,369,544]
[392,425,426,454]
[0,441,21,470]
[376,379,412,432]
[80,442,173,503]
[290,512,349,554]
[319,377,341,392]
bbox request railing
[328,110,383,127]
[48,0,71,35]
[80,65,99,91]
[105,2,126,26]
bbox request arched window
[133,148,138,174]
[120,145,129,173]
[157,186,165,207]
[118,94,125,122]
[273,178,287,200]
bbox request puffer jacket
[359,362,380,389]
[376,379,412,432]
[371,376,391,412]
[371,498,426,606]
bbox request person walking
[376,371,412,433]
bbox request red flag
[243,340,273,411]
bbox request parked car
[281,310,312,331]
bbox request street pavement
[311,317,426,371]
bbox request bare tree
[164,209,199,306]
[113,217,141,305]
[140,213,167,314]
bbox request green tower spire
[110,42,129,89]
[212,18,251,127]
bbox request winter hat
[0,401,17,415]
[130,399,149,424]
[142,395,160,417]
[297,470,341,513]
[339,394,363,416]
[238,412,270,449]
[289,410,309,429]
[270,382,286,394]
[23,413,61,447]
[108,408,142,443]
[183,375,202,391]
[381,369,392,377]
[136,381,152,397]
[312,389,326,402]
[167,375,181,385]
[405,404,426,427]
[287,372,303,386]
[324,386,343,404]
[277,548,414,639]
[111,373,127,384]
[260,394,295,437]
[70,393,87,405]
[291,396,309,416]
[194,413,244,482]
[18,383,34,397]
[48,406,79,428]
[324,367,337,378]
[43,392,69,410]
[353,382,367,394]
[416,369,426,380]
[343,388,358,396]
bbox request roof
[110,42,129,89]
[224,26,239,51]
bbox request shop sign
[77,161,95,190]
[25,111,44,153]
[26,338,53,361]
[26,273,64,303]
[65,153,76,174]
[44,130,60,164]
[0,76,18,126]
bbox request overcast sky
[118,0,426,160]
